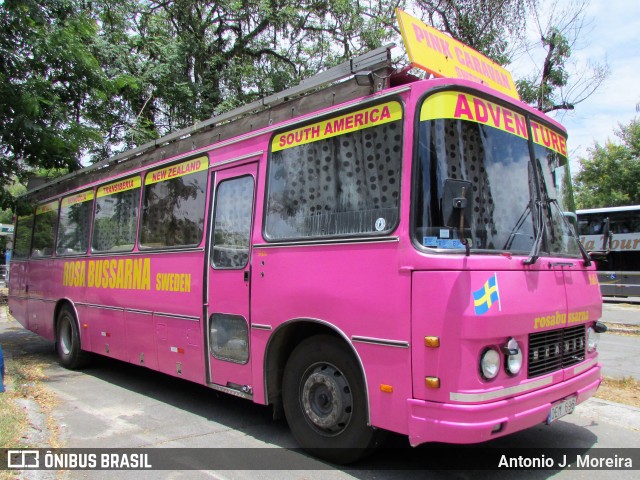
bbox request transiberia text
[499,453,633,469]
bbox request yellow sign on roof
[396,9,520,100]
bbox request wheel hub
[301,364,352,435]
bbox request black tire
[56,305,91,369]
[282,335,384,464]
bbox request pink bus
[8,45,604,464]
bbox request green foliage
[574,119,640,209]
[0,0,107,209]
[517,28,573,112]
[516,0,609,113]
[1,0,400,209]
[85,0,401,156]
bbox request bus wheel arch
[264,320,381,463]
[54,300,91,369]
[265,320,365,408]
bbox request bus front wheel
[282,335,383,464]
[56,306,90,369]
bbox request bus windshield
[413,90,581,257]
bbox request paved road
[599,334,640,379]
[602,300,640,327]
[599,300,640,380]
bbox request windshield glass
[413,90,580,257]
[533,140,581,256]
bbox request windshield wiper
[549,198,592,267]
[504,204,531,250]
[523,200,545,265]
[524,199,592,267]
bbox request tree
[0,0,400,208]
[515,0,609,112]
[87,0,400,158]
[0,0,110,210]
[573,118,640,209]
[412,0,532,66]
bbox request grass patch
[9,356,58,410]
[595,376,640,408]
[2,355,60,441]
[0,359,31,480]
[0,380,28,447]
[0,353,61,479]
[1,312,61,437]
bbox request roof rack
[27,45,395,200]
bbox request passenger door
[206,162,257,395]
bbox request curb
[601,318,640,334]
[575,397,640,431]
[605,326,640,334]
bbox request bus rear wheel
[56,305,90,369]
[282,335,383,464]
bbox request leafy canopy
[573,118,640,209]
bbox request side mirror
[442,179,472,255]
[442,179,472,229]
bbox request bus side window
[211,176,254,269]
[92,179,140,253]
[32,201,59,257]
[13,214,34,259]
[57,192,94,256]
[140,161,208,249]
[265,107,403,240]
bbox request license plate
[547,396,577,424]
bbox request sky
[536,0,640,174]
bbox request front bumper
[407,363,601,446]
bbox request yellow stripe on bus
[420,91,567,156]
[61,191,94,208]
[272,101,403,152]
[35,200,58,215]
[97,176,141,198]
[145,157,208,185]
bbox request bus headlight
[502,337,523,376]
[587,327,599,353]
[480,348,501,380]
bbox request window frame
[56,189,95,257]
[12,213,35,259]
[410,86,573,256]
[263,97,405,243]
[31,200,60,258]
[211,174,255,270]
[91,175,142,254]
[138,156,210,251]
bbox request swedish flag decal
[473,274,501,315]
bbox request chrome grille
[528,325,586,378]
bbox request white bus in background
[577,205,640,297]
